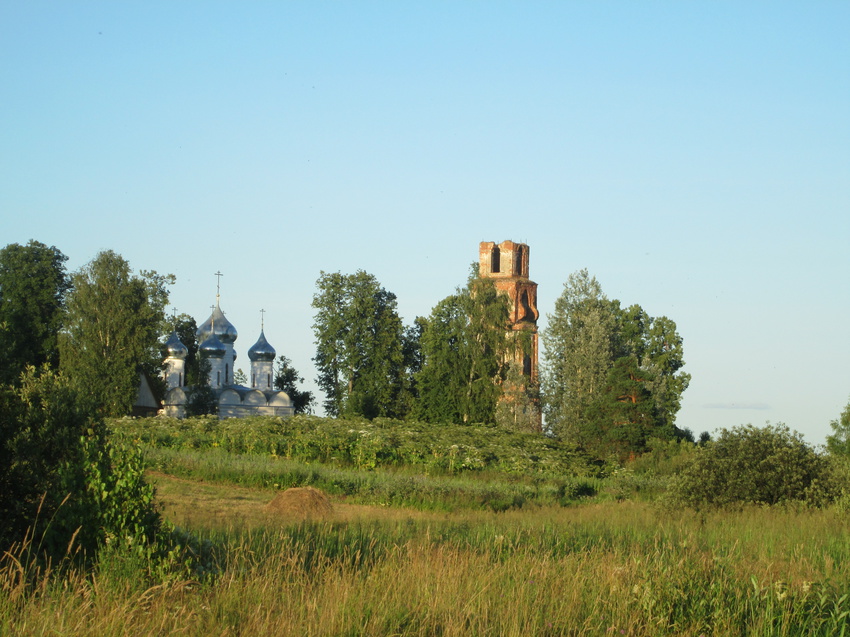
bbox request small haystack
[265,487,333,519]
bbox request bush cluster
[670,424,840,509]
[0,367,163,564]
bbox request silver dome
[248,330,276,362]
[164,331,188,360]
[199,333,226,358]
[197,301,238,345]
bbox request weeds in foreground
[3,502,849,636]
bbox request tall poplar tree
[0,240,70,385]
[59,250,173,416]
[312,270,409,419]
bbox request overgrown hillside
[109,415,604,511]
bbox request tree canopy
[415,270,511,425]
[59,250,173,417]
[312,270,411,419]
[274,355,316,415]
[541,269,690,457]
[826,397,850,457]
[0,240,71,385]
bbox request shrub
[0,367,163,563]
[669,423,840,509]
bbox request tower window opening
[515,246,525,276]
[491,247,501,273]
[267,373,271,388]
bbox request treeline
[308,266,693,460]
[0,239,712,462]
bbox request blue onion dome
[199,333,226,358]
[248,330,276,362]
[197,301,238,345]
[164,331,188,360]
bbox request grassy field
[2,417,850,635]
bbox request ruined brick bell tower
[479,240,541,429]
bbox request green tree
[826,397,850,457]
[184,354,217,417]
[586,355,660,458]
[415,270,510,425]
[274,355,316,415]
[620,310,690,432]
[312,270,410,419]
[541,269,618,441]
[542,270,689,456]
[59,250,173,417]
[671,423,839,509]
[0,240,71,385]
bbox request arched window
[491,247,501,273]
[267,373,271,389]
[515,246,525,276]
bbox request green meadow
[3,416,850,636]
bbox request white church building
[161,297,294,419]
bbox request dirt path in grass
[147,470,439,529]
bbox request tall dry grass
[3,502,849,635]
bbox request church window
[267,373,271,388]
[523,354,532,377]
[491,247,501,273]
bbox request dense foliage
[274,355,316,414]
[542,269,690,457]
[110,415,595,478]
[826,397,850,457]
[670,423,840,509]
[312,270,414,419]
[0,367,162,562]
[414,271,512,426]
[59,250,173,416]
[0,241,70,385]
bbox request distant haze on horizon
[2,2,848,444]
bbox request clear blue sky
[2,2,848,443]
